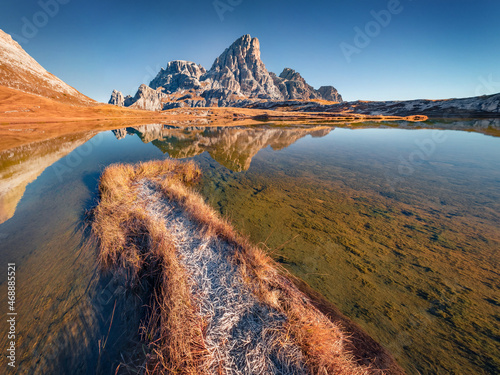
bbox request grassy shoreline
[91,159,405,374]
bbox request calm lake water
[0,122,499,374]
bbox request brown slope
[0,29,94,105]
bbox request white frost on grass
[136,181,308,375]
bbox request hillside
[0,29,94,105]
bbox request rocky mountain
[271,68,342,101]
[0,29,94,105]
[149,60,207,92]
[318,86,343,102]
[109,35,342,110]
[204,35,282,100]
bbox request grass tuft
[93,159,205,374]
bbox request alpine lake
[0,119,499,374]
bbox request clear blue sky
[1,0,499,102]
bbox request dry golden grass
[0,85,427,126]
[93,160,206,374]
[92,159,402,374]
[154,173,371,374]
[0,85,170,123]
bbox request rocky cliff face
[271,68,343,102]
[109,89,125,106]
[273,69,313,100]
[129,84,168,111]
[204,35,282,100]
[110,85,167,110]
[108,34,342,110]
[318,86,342,102]
[149,60,207,92]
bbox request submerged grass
[92,159,401,374]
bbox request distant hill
[245,94,500,118]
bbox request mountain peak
[108,34,343,108]
[233,34,260,59]
[149,60,206,92]
[210,34,261,70]
[234,34,255,45]
[206,34,280,99]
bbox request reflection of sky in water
[0,124,499,374]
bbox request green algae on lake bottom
[195,130,500,375]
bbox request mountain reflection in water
[112,124,333,172]
[0,131,96,224]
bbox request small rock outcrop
[129,84,168,111]
[109,90,136,107]
[109,89,125,106]
[318,86,343,102]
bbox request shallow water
[0,122,499,374]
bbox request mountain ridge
[109,34,343,110]
[0,28,498,120]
